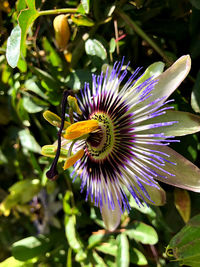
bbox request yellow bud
[53,14,70,50]
[63,149,84,170]
[63,120,99,140]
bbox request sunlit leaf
[116,234,129,267]
[92,251,107,267]
[71,15,94,26]
[18,128,41,153]
[81,0,90,14]
[25,79,48,99]
[65,215,83,252]
[17,0,39,57]
[125,221,158,245]
[23,95,45,113]
[130,248,148,266]
[88,233,105,249]
[42,37,62,67]
[0,256,35,267]
[109,38,116,53]
[0,179,41,216]
[6,25,21,68]
[85,39,107,60]
[96,242,117,256]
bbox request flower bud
[53,14,70,50]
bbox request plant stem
[38,8,78,16]
[115,9,173,65]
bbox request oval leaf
[12,235,50,261]
[85,39,107,60]
[6,25,21,68]
[116,234,129,267]
[167,214,200,266]
[125,221,158,245]
[81,0,90,13]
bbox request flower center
[86,112,115,160]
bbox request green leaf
[0,179,41,216]
[92,251,107,267]
[17,98,30,126]
[23,95,45,113]
[77,3,86,14]
[16,0,26,12]
[109,38,116,53]
[18,1,39,57]
[191,70,200,113]
[96,242,117,256]
[85,39,107,60]
[25,79,48,99]
[81,0,90,14]
[42,37,62,67]
[71,14,94,26]
[116,234,129,267]
[12,235,50,261]
[130,248,148,266]
[6,25,21,68]
[167,214,200,266]
[32,67,60,91]
[125,221,158,245]
[88,233,105,249]
[65,215,83,252]
[129,198,156,218]
[0,256,35,267]
[18,128,41,153]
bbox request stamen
[63,120,99,140]
[63,149,85,169]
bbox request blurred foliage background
[1,0,200,266]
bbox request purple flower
[42,55,200,231]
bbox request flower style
[42,55,200,231]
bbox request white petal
[144,145,200,192]
[101,191,121,232]
[134,182,166,206]
[138,110,200,137]
[144,55,191,105]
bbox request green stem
[115,9,173,65]
[38,8,78,16]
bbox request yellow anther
[63,120,99,140]
[63,149,84,170]
[67,95,82,115]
